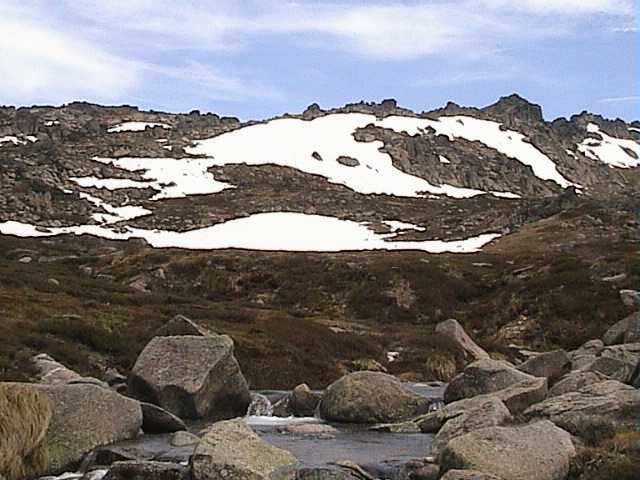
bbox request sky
[0,0,638,121]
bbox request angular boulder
[492,377,548,415]
[620,289,640,309]
[548,371,609,397]
[34,383,142,473]
[602,312,640,345]
[439,421,575,480]
[0,383,52,480]
[568,340,604,370]
[129,335,251,420]
[191,418,298,480]
[273,384,320,418]
[431,396,512,456]
[319,371,431,424]
[524,380,640,424]
[435,319,490,365]
[444,359,536,403]
[516,350,570,382]
[32,354,82,385]
[140,402,187,434]
[581,356,634,383]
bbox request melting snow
[78,193,152,224]
[383,220,426,232]
[0,212,500,253]
[107,122,171,133]
[577,123,640,168]
[44,120,60,126]
[0,136,22,146]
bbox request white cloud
[0,6,137,103]
[479,0,634,15]
[598,96,640,103]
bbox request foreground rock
[524,380,640,424]
[444,359,536,403]
[129,335,250,420]
[516,350,570,382]
[435,319,490,365]
[34,383,142,473]
[319,371,431,423]
[104,461,190,480]
[440,471,503,480]
[191,418,298,480]
[439,421,575,480]
[0,383,52,480]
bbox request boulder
[104,461,190,480]
[32,354,82,385]
[581,356,634,383]
[632,360,640,388]
[569,340,604,370]
[524,380,640,424]
[129,335,251,420]
[431,396,512,456]
[0,383,52,480]
[444,359,536,403]
[435,319,490,365]
[156,315,213,337]
[170,431,200,447]
[191,418,298,480]
[602,312,640,345]
[492,377,548,415]
[548,371,609,397]
[295,467,362,480]
[34,383,142,473]
[620,289,640,309]
[516,350,570,382]
[273,384,320,417]
[140,402,187,434]
[439,421,576,480]
[440,471,503,480]
[319,372,432,424]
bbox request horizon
[0,1,638,121]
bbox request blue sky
[0,0,638,121]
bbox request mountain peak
[483,93,544,128]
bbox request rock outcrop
[129,335,251,420]
[191,418,298,480]
[319,371,432,424]
[439,421,576,480]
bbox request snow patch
[44,120,60,126]
[0,212,501,253]
[439,155,451,164]
[577,123,640,168]
[383,220,426,232]
[107,122,171,133]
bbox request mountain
[0,95,638,388]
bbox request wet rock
[369,421,421,433]
[273,384,320,417]
[440,471,503,480]
[524,380,640,424]
[0,383,52,480]
[435,319,490,366]
[156,315,213,337]
[516,350,570,382]
[33,383,142,474]
[249,393,274,416]
[140,402,187,434]
[191,418,298,480]
[282,423,339,436]
[439,421,575,480]
[602,312,640,345]
[104,461,190,480]
[319,372,432,424]
[444,359,536,403]
[128,335,250,420]
[548,371,609,397]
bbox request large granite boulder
[319,371,431,424]
[548,371,609,397]
[435,319,490,365]
[516,350,570,382]
[492,377,548,415]
[444,359,536,403]
[191,418,298,480]
[129,335,251,420]
[34,383,142,473]
[439,421,576,480]
[0,383,52,480]
[431,396,512,456]
[581,356,635,383]
[140,402,187,434]
[524,380,640,424]
[602,312,640,345]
